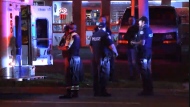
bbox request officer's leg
[140,59,148,92]
[109,55,115,81]
[70,56,81,97]
[59,58,72,99]
[65,57,72,87]
[148,58,152,74]
[70,56,81,85]
[71,85,79,97]
[147,56,153,92]
[100,57,111,96]
[92,59,100,96]
[79,61,84,82]
[139,58,153,95]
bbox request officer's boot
[100,87,111,97]
[71,85,79,98]
[59,89,72,99]
[71,90,79,98]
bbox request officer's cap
[98,22,106,28]
[139,16,148,24]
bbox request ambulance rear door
[30,6,53,65]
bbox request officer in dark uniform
[124,16,139,80]
[94,15,116,82]
[90,22,118,97]
[131,16,154,96]
[94,16,112,35]
[58,23,82,99]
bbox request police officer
[94,15,116,82]
[58,23,82,99]
[124,16,139,80]
[131,16,154,96]
[90,22,118,97]
[94,15,112,35]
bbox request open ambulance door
[21,5,53,66]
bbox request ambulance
[0,0,53,81]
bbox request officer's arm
[105,33,118,56]
[131,27,146,45]
[109,44,118,57]
[106,27,112,35]
[131,39,145,45]
[89,37,93,53]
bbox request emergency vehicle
[117,6,182,61]
[0,0,53,81]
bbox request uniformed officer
[58,23,82,99]
[131,16,154,96]
[94,15,116,82]
[90,22,118,97]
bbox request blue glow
[31,22,36,38]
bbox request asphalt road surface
[0,88,188,107]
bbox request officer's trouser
[139,56,153,92]
[109,55,115,80]
[92,57,110,94]
[65,56,81,91]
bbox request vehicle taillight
[163,40,177,44]
[163,32,177,44]
[118,40,128,44]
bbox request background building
[33,0,189,47]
